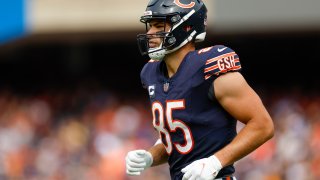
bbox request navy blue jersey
[140,45,241,179]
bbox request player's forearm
[148,143,168,166]
[214,117,274,167]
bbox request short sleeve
[203,45,241,80]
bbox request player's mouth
[149,41,159,48]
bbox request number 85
[152,99,194,154]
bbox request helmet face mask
[137,16,175,57]
[137,0,207,60]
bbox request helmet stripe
[171,9,195,31]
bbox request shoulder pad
[203,45,241,80]
[140,60,161,89]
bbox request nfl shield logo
[163,82,169,92]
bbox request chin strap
[148,48,165,61]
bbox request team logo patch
[174,0,195,9]
[148,85,156,98]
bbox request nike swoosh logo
[217,47,227,52]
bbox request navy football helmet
[137,0,207,60]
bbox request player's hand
[181,155,222,180]
[125,149,153,176]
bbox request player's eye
[149,24,164,29]
[155,24,164,28]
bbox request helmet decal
[173,0,195,9]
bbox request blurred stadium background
[0,0,320,179]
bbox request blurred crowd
[0,87,319,180]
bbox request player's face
[147,20,171,48]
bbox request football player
[126,0,274,179]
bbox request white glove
[125,149,153,176]
[181,155,222,180]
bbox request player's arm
[148,140,169,166]
[182,46,274,180]
[181,72,273,180]
[213,71,274,167]
[126,139,168,176]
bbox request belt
[215,176,236,180]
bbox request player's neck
[164,43,195,78]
